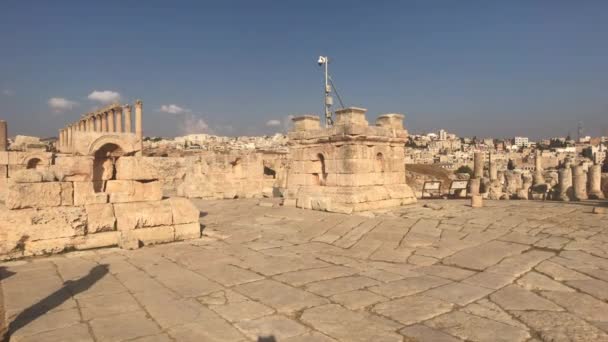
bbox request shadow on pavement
[2,264,109,341]
[258,336,277,342]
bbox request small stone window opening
[376,153,385,173]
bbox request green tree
[456,165,474,177]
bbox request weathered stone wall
[0,168,201,261]
[0,150,53,201]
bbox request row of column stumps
[470,149,603,201]
[57,100,143,152]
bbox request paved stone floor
[1,199,608,342]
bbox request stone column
[135,100,143,154]
[58,129,63,151]
[572,165,587,201]
[115,107,123,133]
[101,112,108,132]
[473,152,484,179]
[488,152,497,181]
[108,109,115,133]
[0,120,7,151]
[588,164,604,199]
[558,167,572,201]
[124,105,132,133]
[468,178,481,196]
[67,125,73,152]
[534,150,544,185]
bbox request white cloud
[2,89,14,96]
[160,104,189,115]
[266,119,281,127]
[87,90,121,104]
[48,97,78,112]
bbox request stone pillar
[572,165,588,201]
[0,120,7,151]
[588,164,604,199]
[468,178,481,196]
[58,129,63,151]
[558,167,572,201]
[488,152,497,181]
[101,112,108,132]
[108,109,115,133]
[534,150,544,185]
[135,100,143,155]
[67,125,73,152]
[124,105,132,133]
[115,107,123,133]
[473,152,484,179]
[471,195,483,208]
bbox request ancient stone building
[286,107,416,213]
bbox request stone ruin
[0,101,201,260]
[285,107,416,213]
[469,151,605,202]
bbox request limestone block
[292,115,321,132]
[6,152,28,165]
[471,195,483,208]
[168,197,200,225]
[310,197,331,211]
[6,182,73,209]
[0,206,87,243]
[10,169,43,183]
[54,156,94,181]
[113,200,173,230]
[60,182,74,206]
[334,107,368,126]
[0,151,8,164]
[85,203,116,233]
[75,231,119,250]
[106,180,163,203]
[376,113,404,130]
[129,225,175,246]
[0,165,7,178]
[115,156,160,180]
[73,181,108,205]
[7,164,26,177]
[336,159,373,174]
[175,222,201,240]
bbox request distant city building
[438,129,447,141]
[514,136,530,148]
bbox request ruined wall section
[0,164,201,260]
[287,108,416,213]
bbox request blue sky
[1,1,607,139]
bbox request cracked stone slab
[443,240,529,271]
[425,311,530,342]
[233,279,328,313]
[372,294,454,325]
[301,304,403,342]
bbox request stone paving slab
[1,198,608,341]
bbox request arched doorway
[26,158,42,170]
[313,153,327,186]
[92,143,124,192]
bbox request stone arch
[92,143,125,192]
[21,153,50,169]
[26,158,42,169]
[87,135,137,157]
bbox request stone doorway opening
[92,143,124,192]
